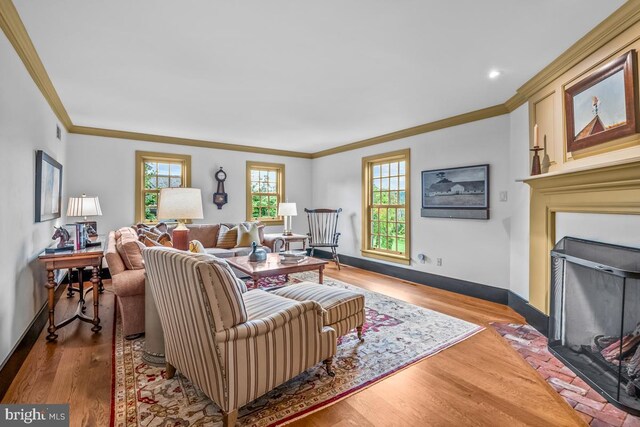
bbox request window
[246,161,285,225]
[362,149,410,264]
[135,151,191,223]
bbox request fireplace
[549,237,640,414]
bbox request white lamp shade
[158,188,204,220]
[278,202,297,216]
[67,195,102,217]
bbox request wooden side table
[38,242,104,342]
[265,233,308,251]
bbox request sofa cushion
[204,247,234,258]
[242,289,302,321]
[236,222,261,247]
[105,231,126,276]
[216,225,238,249]
[116,230,145,270]
[185,224,220,248]
[271,282,365,326]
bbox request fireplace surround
[549,237,640,414]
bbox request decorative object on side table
[213,167,228,209]
[158,187,204,251]
[47,226,73,252]
[421,165,490,220]
[278,202,297,236]
[67,193,103,245]
[248,241,267,262]
[541,135,551,174]
[35,150,63,223]
[565,50,637,153]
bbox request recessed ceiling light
[489,70,501,79]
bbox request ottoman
[271,282,365,341]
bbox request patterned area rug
[113,272,483,426]
[493,323,640,427]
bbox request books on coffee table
[279,251,307,264]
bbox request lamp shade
[278,202,297,216]
[67,194,102,217]
[157,188,204,220]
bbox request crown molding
[1,0,637,158]
[310,104,509,158]
[0,0,72,129]
[68,125,313,159]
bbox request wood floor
[2,263,585,427]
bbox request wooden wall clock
[213,167,228,209]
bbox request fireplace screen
[549,237,640,414]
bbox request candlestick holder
[530,145,543,176]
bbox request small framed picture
[421,164,489,220]
[565,50,637,153]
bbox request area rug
[112,273,483,427]
[493,323,640,427]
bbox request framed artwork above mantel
[564,50,638,153]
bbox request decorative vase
[248,241,267,262]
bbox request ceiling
[14,0,625,153]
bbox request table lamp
[278,202,297,236]
[67,194,102,237]
[157,188,204,250]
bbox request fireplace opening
[549,237,640,414]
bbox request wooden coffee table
[226,253,328,285]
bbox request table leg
[319,266,324,284]
[66,268,74,298]
[46,269,58,342]
[90,266,102,333]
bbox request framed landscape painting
[421,164,489,220]
[35,150,63,222]
[565,50,637,153]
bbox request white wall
[0,33,67,368]
[311,115,512,289]
[556,213,640,249]
[65,135,313,236]
[508,104,531,298]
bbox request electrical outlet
[499,191,508,202]
[437,258,442,266]
[417,253,426,264]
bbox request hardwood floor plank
[2,263,585,426]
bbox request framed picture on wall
[421,164,489,220]
[565,50,637,153]
[35,150,63,222]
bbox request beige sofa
[143,247,337,427]
[167,222,284,257]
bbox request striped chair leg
[165,362,176,379]
[222,409,238,427]
[357,326,364,342]
[324,357,335,377]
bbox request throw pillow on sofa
[116,230,145,270]
[216,225,238,249]
[236,222,261,247]
[189,240,206,253]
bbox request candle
[534,124,539,148]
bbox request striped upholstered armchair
[142,247,337,426]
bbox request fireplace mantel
[523,158,640,314]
